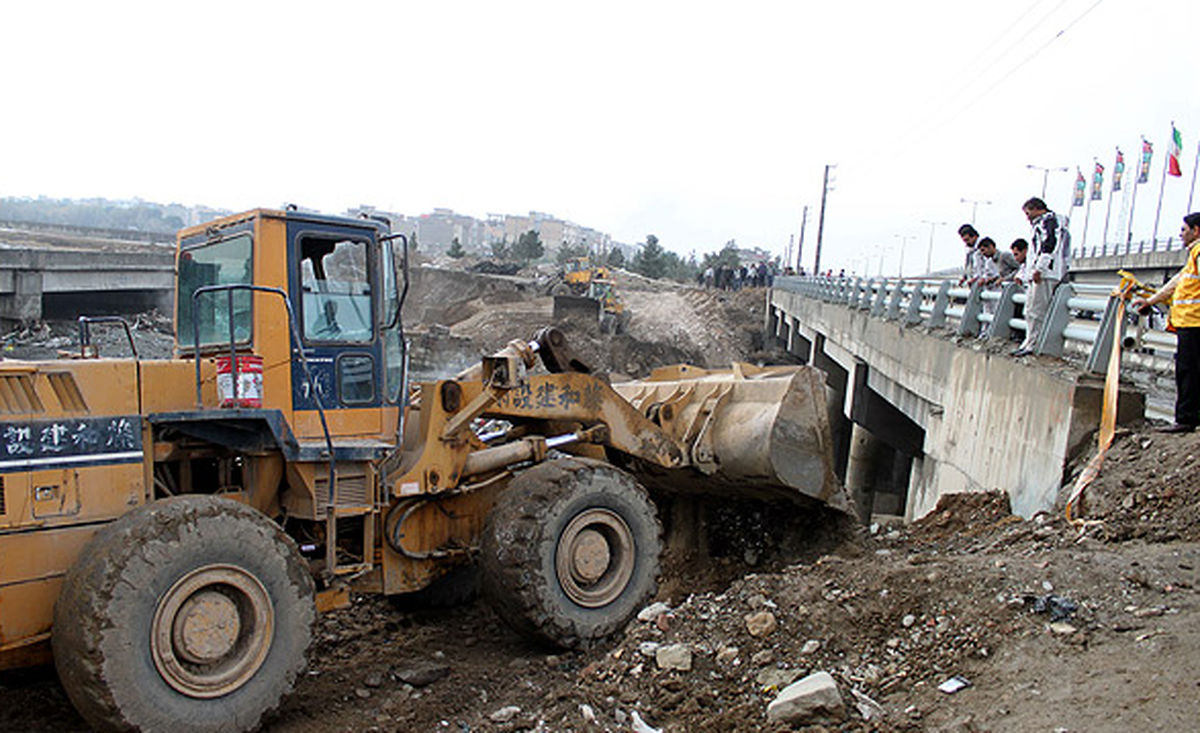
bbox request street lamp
[893,234,912,277]
[959,198,992,225]
[921,220,947,275]
[1025,163,1069,199]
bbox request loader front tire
[52,496,315,733]
[481,458,662,648]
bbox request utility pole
[796,205,808,273]
[921,220,947,274]
[959,197,992,225]
[814,166,834,274]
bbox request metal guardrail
[773,275,1177,375]
[1073,236,1187,260]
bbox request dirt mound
[1071,425,1200,543]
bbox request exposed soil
[1,264,1197,731]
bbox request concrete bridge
[0,223,174,324]
[767,276,1149,523]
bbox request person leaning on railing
[1132,212,1200,433]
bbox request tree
[512,229,545,264]
[607,247,626,268]
[447,237,465,258]
[632,235,667,279]
[556,241,589,265]
[490,237,510,260]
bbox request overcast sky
[3,0,1197,274]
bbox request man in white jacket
[1012,197,1070,357]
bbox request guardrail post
[870,279,888,317]
[1036,282,1075,356]
[885,280,904,320]
[852,278,865,308]
[957,283,983,337]
[988,283,1018,342]
[904,281,924,326]
[928,281,952,328]
[1086,290,1122,373]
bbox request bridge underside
[769,289,1144,521]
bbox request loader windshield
[177,234,253,350]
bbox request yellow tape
[1064,283,1132,524]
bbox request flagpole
[1101,186,1116,256]
[1081,160,1097,254]
[1127,138,1146,252]
[1190,140,1200,212]
[1151,124,1173,250]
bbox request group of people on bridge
[961,198,1200,433]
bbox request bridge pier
[0,269,43,324]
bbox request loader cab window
[299,236,373,343]
[177,233,253,350]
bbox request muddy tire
[480,458,662,648]
[52,496,315,733]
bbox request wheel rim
[151,564,274,698]
[555,508,636,608]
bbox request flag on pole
[1113,148,1125,191]
[1091,161,1104,201]
[1138,138,1153,183]
[1073,168,1086,207]
[1168,124,1183,177]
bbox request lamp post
[1025,163,1069,200]
[920,220,946,274]
[959,197,992,225]
[893,234,912,277]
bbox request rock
[630,711,662,733]
[902,614,916,628]
[489,705,521,723]
[745,610,778,637]
[580,703,597,723]
[614,708,628,725]
[800,639,821,655]
[354,688,371,699]
[655,643,693,671]
[364,672,384,688]
[639,641,661,658]
[1049,622,1077,634]
[766,671,845,724]
[716,646,740,665]
[392,661,450,687]
[637,602,672,622]
[851,688,887,721]
[751,649,775,665]
[756,667,803,689]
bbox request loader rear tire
[52,496,315,733]
[481,458,662,648]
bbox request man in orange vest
[1132,212,1200,433]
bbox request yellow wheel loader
[0,209,848,732]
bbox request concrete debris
[756,667,803,689]
[579,704,596,723]
[800,639,821,654]
[715,645,739,665]
[654,643,693,671]
[766,671,845,724]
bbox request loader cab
[175,209,404,440]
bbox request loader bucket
[612,364,852,512]
[553,294,600,322]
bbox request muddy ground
[1,264,1197,731]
